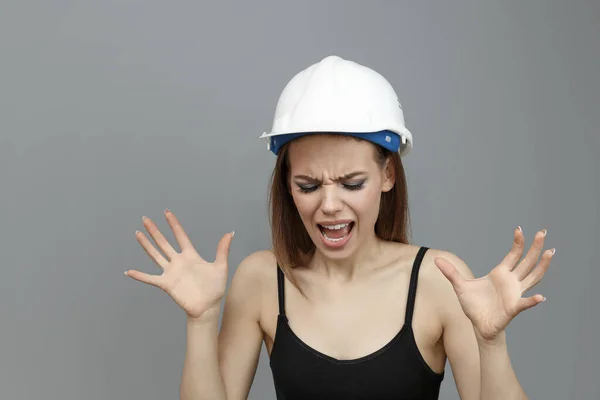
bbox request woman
[125,56,553,399]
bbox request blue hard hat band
[269,130,401,155]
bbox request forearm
[180,310,227,400]
[477,330,527,400]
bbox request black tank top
[269,246,444,400]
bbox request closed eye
[296,180,366,193]
[343,181,365,191]
[297,184,318,193]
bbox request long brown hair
[267,134,412,296]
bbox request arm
[180,251,267,400]
[127,211,267,400]
[438,250,527,400]
[434,228,552,399]
[477,331,527,400]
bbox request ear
[381,157,395,192]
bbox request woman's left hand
[434,227,554,342]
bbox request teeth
[322,233,348,242]
[321,223,349,230]
[319,223,353,243]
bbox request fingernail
[517,226,522,233]
[124,271,128,276]
[542,296,547,302]
[231,231,235,238]
[541,229,547,237]
[551,248,556,255]
[165,208,170,214]
[142,216,147,222]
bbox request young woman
[125,56,553,399]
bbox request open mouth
[317,222,355,243]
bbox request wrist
[474,327,507,349]
[187,306,221,326]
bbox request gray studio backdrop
[1,1,598,399]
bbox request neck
[309,233,386,282]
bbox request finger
[135,230,169,269]
[499,227,526,270]
[215,231,235,266]
[513,229,547,280]
[434,257,465,289]
[516,293,546,314]
[521,248,555,291]
[142,216,178,259]
[125,269,164,289]
[164,209,198,255]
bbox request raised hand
[434,227,554,341]
[125,209,234,320]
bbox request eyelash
[298,181,366,193]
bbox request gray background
[1,1,598,399]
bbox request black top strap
[404,246,429,326]
[276,264,286,317]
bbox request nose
[319,185,343,215]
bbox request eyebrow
[293,171,368,182]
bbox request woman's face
[287,134,395,260]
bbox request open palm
[125,209,234,319]
[434,228,554,341]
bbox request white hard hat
[260,55,413,157]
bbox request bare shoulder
[234,249,277,277]
[418,247,476,319]
[228,250,280,345]
[229,250,277,298]
[421,247,475,280]
[220,249,278,344]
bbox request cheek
[291,192,318,218]
[347,187,382,217]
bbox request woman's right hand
[125,209,234,321]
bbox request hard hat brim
[258,130,413,157]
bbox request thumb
[215,231,235,265]
[434,257,465,288]
[516,294,546,314]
